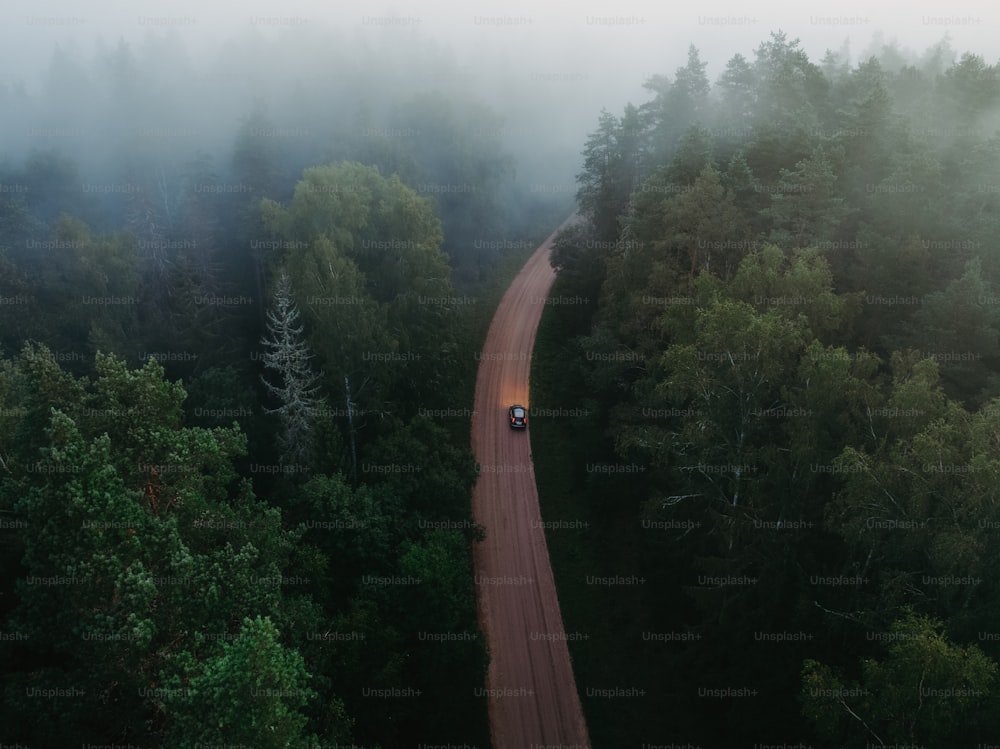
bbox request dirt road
[470,214,591,749]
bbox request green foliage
[802,611,997,747]
[898,257,1000,406]
[183,365,259,432]
[13,23,1000,749]
[765,145,848,248]
[262,161,462,420]
[751,31,831,132]
[3,36,524,749]
[546,220,605,333]
[0,216,142,366]
[0,346,306,745]
[655,296,807,507]
[396,530,477,633]
[729,245,860,340]
[163,616,321,748]
[290,472,402,607]
[362,413,478,520]
[662,164,749,281]
[389,530,489,743]
[12,411,154,645]
[641,45,711,166]
[577,108,645,242]
[550,35,1000,744]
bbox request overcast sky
[4,0,996,92]
[2,0,996,176]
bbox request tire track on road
[470,214,591,749]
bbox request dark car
[508,404,527,429]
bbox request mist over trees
[543,29,1000,748]
[4,12,1000,747]
[0,24,574,298]
[0,21,578,749]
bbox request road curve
[470,214,591,749]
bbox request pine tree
[260,269,322,467]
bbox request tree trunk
[345,374,358,484]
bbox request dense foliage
[540,31,1000,747]
[0,30,576,748]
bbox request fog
[3,0,997,191]
[6,3,1000,747]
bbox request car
[508,404,527,429]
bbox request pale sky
[2,0,996,175]
[3,0,996,96]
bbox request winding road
[470,214,591,749]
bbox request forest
[4,17,1000,749]
[0,25,569,749]
[536,30,1000,748]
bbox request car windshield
[513,408,525,417]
